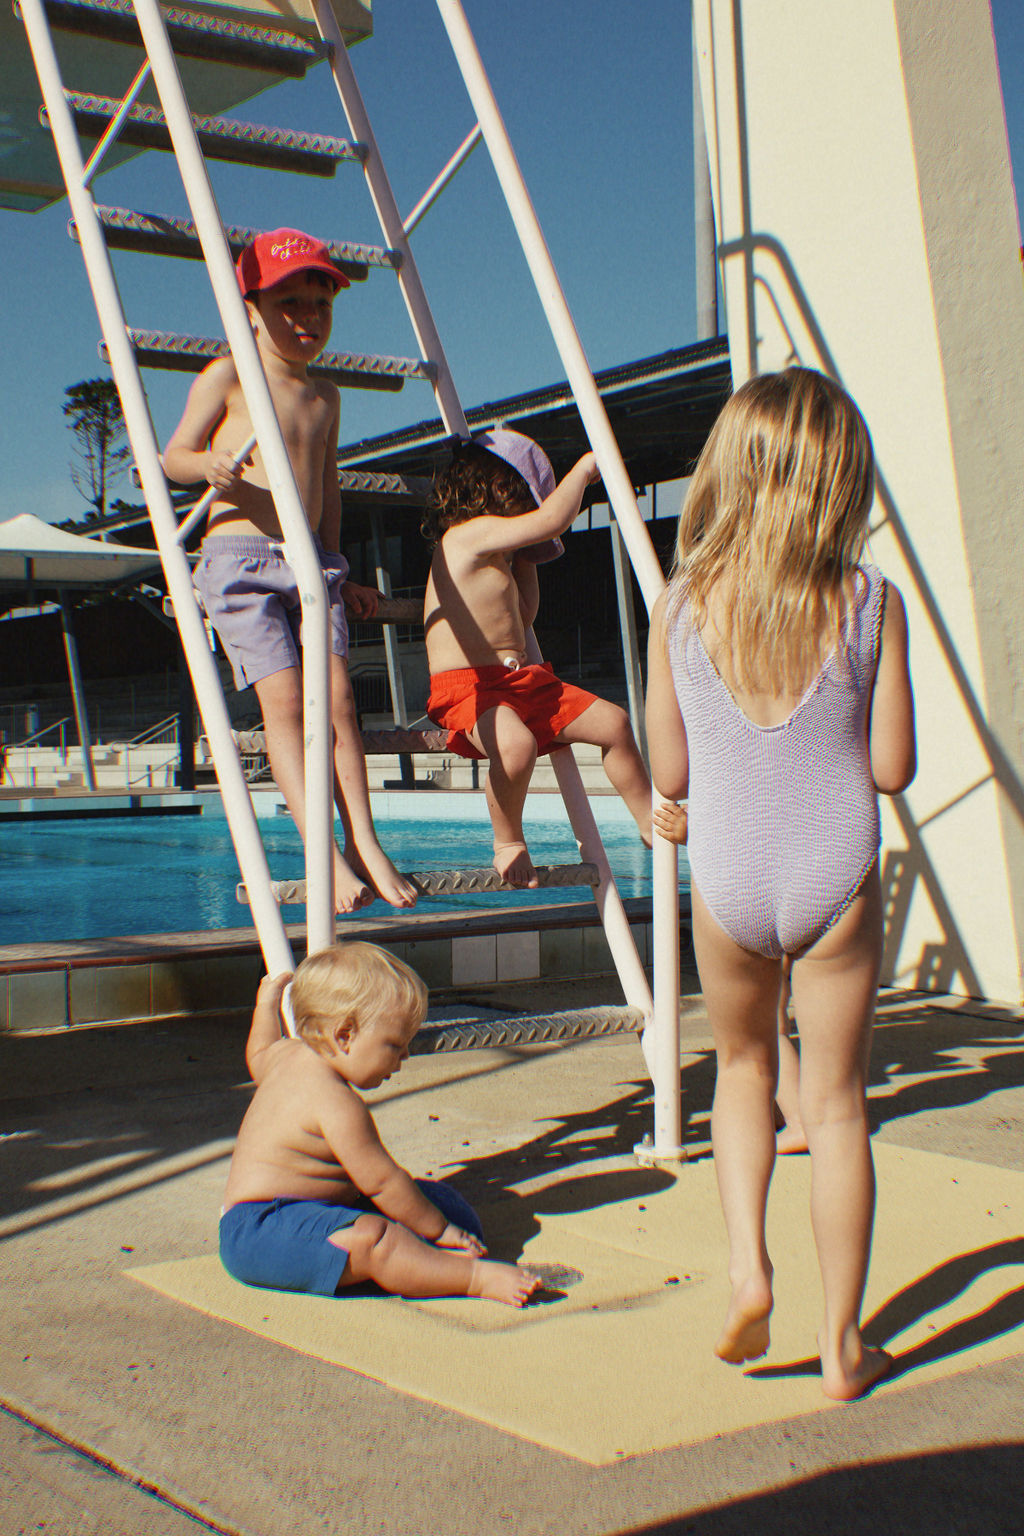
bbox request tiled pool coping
[0,897,692,1033]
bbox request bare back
[223,1037,364,1208]
[424,524,529,671]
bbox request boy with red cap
[164,229,416,913]
[423,430,653,887]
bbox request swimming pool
[0,792,689,945]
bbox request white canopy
[0,513,162,590]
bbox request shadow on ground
[1,988,1020,1242]
[610,1442,1024,1536]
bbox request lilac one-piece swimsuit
[667,564,886,959]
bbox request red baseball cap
[236,228,349,297]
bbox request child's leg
[557,701,652,844]
[336,1213,540,1306]
[775,957,808,1154]
[328,656,416,909]
[468,705,540,887]
[254,667,373,914]
[790,870,891,1400]
[691,884,781,1363]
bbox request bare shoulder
[650,586,670,632]
[199,356,241,397]
[311,377,340,410]
[881,578,908,632]
[440,517,507,563]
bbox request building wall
[693,0,1024,1002]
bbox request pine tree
[63,377,131,519]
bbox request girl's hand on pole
[653,799,689,846]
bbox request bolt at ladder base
[634,1133,689,1165]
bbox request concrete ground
[1,972,1022,1536]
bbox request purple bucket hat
[472,428,556,508]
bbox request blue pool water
[0,793,688,945]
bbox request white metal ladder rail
[309,0,658,1042]
[17,0,302,976]
[432,0,682,1158]
[19,0,676,1149]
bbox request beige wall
[693,0,1024,1003]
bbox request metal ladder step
[335,470,431,506]
[358,727,449,753]
[236,864,600,905]
[56,93,364,176]
[81,207,400,286]
[41,0,327,75]
[116,330,435,391]
[412,1005,645,1054]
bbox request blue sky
[0,1,1020,527]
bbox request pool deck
[2,968,1023,1535]
[0,896,661,1031]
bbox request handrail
[124,712,179,746]
[10,715,74,751]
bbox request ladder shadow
[745,1236,1024,1388]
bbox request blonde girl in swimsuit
[645,368,916,1401]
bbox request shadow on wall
[707,0,1024,1000]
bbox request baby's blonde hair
[290,942,428,1053]
[668,367,875,694]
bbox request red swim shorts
[426,662,598,760]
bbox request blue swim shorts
[219,1178,483,1296]
[194,534,350,691]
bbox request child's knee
[488,715,537,777]
[587,701,635,752]
[608,704,638,747]
[500,735,537,778]
[339,1211,389,1267]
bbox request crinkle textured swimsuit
[668,564,886,959]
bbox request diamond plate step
[41,0,327,74]
[116,330,435,392]
[411,1005,645,1054]
[236,864,600,905]
[57,93,363,176]
[79,207,399,286]
[357,726,449,752]
[335,470,431,506]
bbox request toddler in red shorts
[423,429,652,887]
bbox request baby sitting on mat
[220,942,540,1305]
[423,430,653,888]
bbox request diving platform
[0,0,371,211]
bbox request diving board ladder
[15,0,683,1157]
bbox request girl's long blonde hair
[667,367,876,694]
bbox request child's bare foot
[819,1335,893,1401]
[776,1123,809,1155]
[469,1259,542,1307]
[334,855,374,914]
[494,842,539,889]
[349,845,418,909]
[715,1274,774,1363]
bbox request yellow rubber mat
[128,1143,1024,1464]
